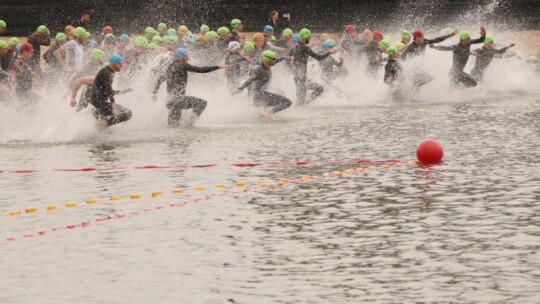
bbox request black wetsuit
[401,34,453,60]
[433,36,485,88]
[384,59,404,101]
[363,41,381,76]
[225,53,247,89]
[90,66,132,126]
[239,59,292,113]
[274,38,289,49]
[43,42,62,70]
[27,32,51,75]
[319,56,347,82]
[292,43,331,105]
[13,58,39,102]
[226,31,242,44]
[0,49,15,71]
[153,61,219,126]
[470,46,511,81]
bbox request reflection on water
[0,96,539,303]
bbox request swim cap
[459,31,471,40]
[167,28,177,36]
[89,40,97,48]
[200,24,209,32]
[271,35,276,42]
[243,41,254,51]
[91,49,105,60]
[55,33,67,42]
[0,41,7,48]
[395,41,405,51]
[253,33,265,44]
[386,46,397,55]
[74,27,86,37]
[299,28,311,39]
[483,35,493,45]
[8,37,20,46]
[262,50,276,62]
[162,36,173,44]
[120,34,129,41]
[20,42,33,53]
[413,29,424,39]
[104,33,115,40]
[178,25,189,33]
[231,19,242,28]
[204,31,218,41]
[378,39,390,49]
[103,25,113,33]
[264,25,274,33]
[37,25,47,34]
[158,23,167,30]
[134,36,148,47]
[65,25,74,32]
[528,55,538,62]
[169,36,179,43]
[401,30,412,39]
[228,41,241,52]
[282,28,293,37]
[85,31,91,38]
[292,34,301,43]
[147,42,157,50]
[440,27,454,35]
[145,27,157,35]
[152,35,163,44]
[217,27,230,35]
[0,20,6,28]
[345,25,356,34]
[322,39,336,49]
[373,31,383,40]
[108,54,124,64]
[175,47,188,59]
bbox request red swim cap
[373,31,383,40]
[345,25,356,34]
[20,42,33,53]
[413,29,424,39]
[103,25,113,33]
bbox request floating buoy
[235,182,247,187]
[151,191,162,197]
[110,196,121,200]
[130,194,141,199]
[195,186,205,191]
[46,205,57,210]
[173,188,184,193]
[416,139,444,164]
[86,199,98,204]
[25,207,37,213]
[279,178,289,183]
[215,184,227,188]
[65,202,77,207]
[7,210,20,216]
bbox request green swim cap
[147,42,157,50]
[91,49,105,60]
[162,36,173,44]
[152,36,163,44]
[55,33,67,41]
[262,50,276,62]
[401,30,412,39]
[0,41,7,48]
[104,33,115,40]
[231,19,242,28]
[8,37,20,46]
[0,20,6,28]
[378,39,390,49]
[299,28,311,39]
[217,27,230,35]
[134,36,149,47]
[386,46,397,55]
[169,36,178,43]
[204,31,218,41]
[383,35,391,41]
[271,35,276,42]
[484,35,493,45]
[37,25,47,34]
[459,31,471,40]
[85,31,91,38]
[528,55,538,62]
[200,24,210,32]
[282,28,293,37]
[441,27,454,35]
[158,23,167,30]
[243,41,254,51]
[74,27,86,37]
[145,27,157,35]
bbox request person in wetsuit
[318,39,347,82]
[292,28,337,105]
[27,25,51,77]
[363,31,384,77]
[275,28,293,49]
[431,27,486,89]
[234,50,292,119]
[152,48,227,127]
[470,35,515,82]
[90,54,133,129]
[12,43,40,103]
[384,46,404,102]
[225,41,250,89]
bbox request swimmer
[470,35,515,82]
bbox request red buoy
[416,139,444,164]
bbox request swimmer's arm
[238,71,257,90]
[70,76,94,107]
[152,74,166,95]
[306,46,331,61]
[54,45,66,66]
[432,45,454,51]
[495,44,515,54]
[185,63,220,73]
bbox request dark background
[1,0,539,36]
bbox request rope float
[2,159,416,242]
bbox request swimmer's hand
[328,47,338,55]
[450,29,458,37]
[218,64,228,69]
[121,88,133,94]
[429,44,435,49]
[70,97,76,107]
[471,51,478,56]
[509,43,516,48]
[111,103,118,111]
[232,89,243,95]
[283,56,292,61]
[480,26,486,36]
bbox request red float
[416,139,444,164]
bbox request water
[1,34,540,302]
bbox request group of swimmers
[0,17,538,129]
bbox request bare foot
[95,120,108,131]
